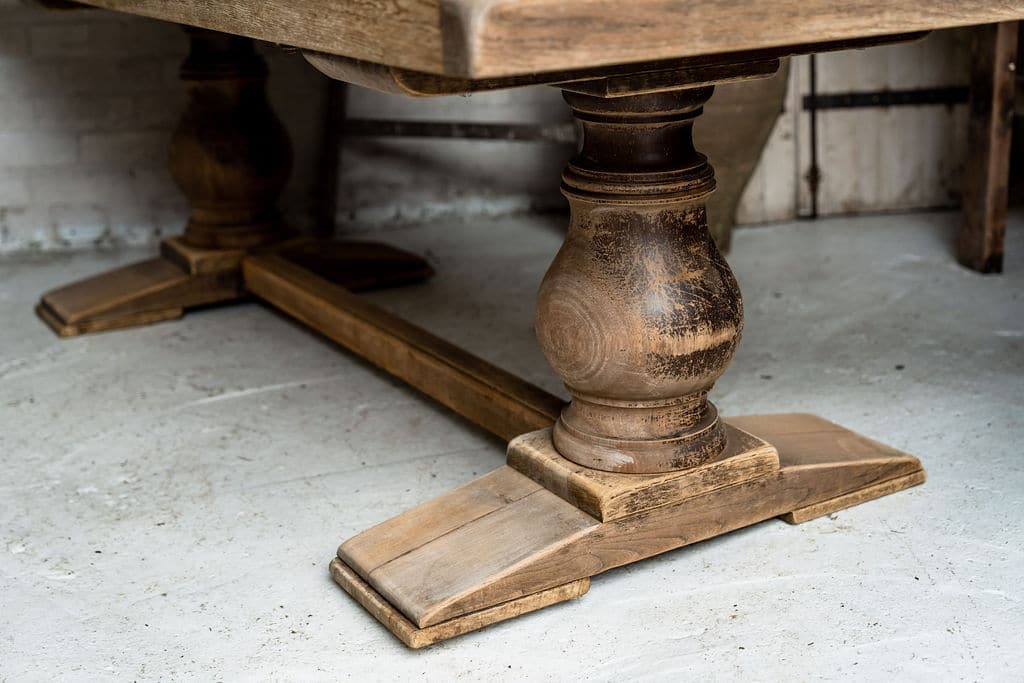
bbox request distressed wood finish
[330,558,590,649]
[336,414,924,638]
[37,28,434,337]
[507,423,778,522]
[303,34,923,97]
[36,28,289,335]
[243,251,565,441]
[331,71,927,646]
[303,50,780,98]
[536,86,742,474]
[35,0,961,650]
[959,21,1018,274]
[71,0,1024,78]
[457,2,1023,79]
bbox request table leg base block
[329,558,589,648]
[333,413,924,647]
[35,237,247,337]
[36,237,433,337]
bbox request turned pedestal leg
[329,83,925,648]
[36,29,287,336]
[36,29,430,337]
[537,88,739,473]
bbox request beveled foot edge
[780,469,926,524]
[726,413,926,524]
[36,250,243,337]
[329,557,589,649]
[35,300,184,337]
[334,413,924,646]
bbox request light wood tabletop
[73,0,1024,78]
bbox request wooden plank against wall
[959,22,1018,274]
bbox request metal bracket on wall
[802,86,970,110]
[801,52,973,219]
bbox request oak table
[37,0,1024,648]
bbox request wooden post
[536,88,742,473]
[172,28,292,250]
[331,78,924,648]
[36,28,430,337]
[959,22,1018,274]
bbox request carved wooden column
[35,28,287,336]
[37,28,430,337]
[329,79,925,649]
[172,28,291,251]
[537,88,740,473]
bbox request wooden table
[37,0,1024,648]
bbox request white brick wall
[0,1,326,253]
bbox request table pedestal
[333,415,922,648]
[328,77,924,646]
[36,28,430,337]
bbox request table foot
[36,237,245,337]
[332,413,923,646]
[330,558,589,649]
[37,236,434,337]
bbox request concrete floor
[1,211,1021,680]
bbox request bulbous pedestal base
[536,89,742,473]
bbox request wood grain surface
[303,50,782,97]
[303,34,916,96]
[536,88,742,473]
[508,423,778,522]
[330,558,590,648]
[73,0,1024,78]
[243,251,565,441]
[336,413,924,633]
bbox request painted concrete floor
[1,211,1022,680]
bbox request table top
[77,1,1024,79]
